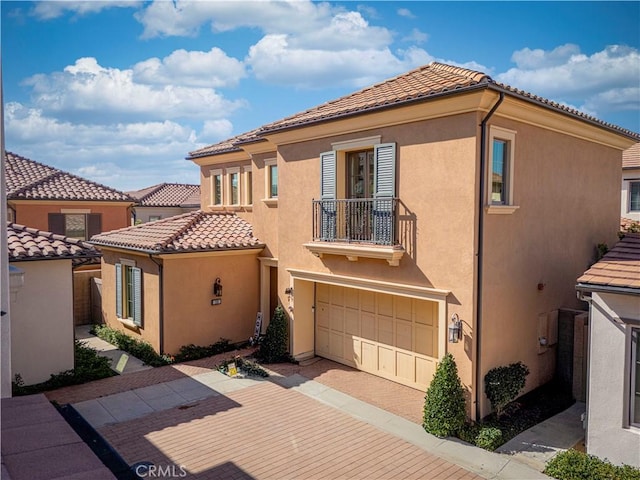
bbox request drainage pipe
[148,254,164,354]
[475,92,504,421]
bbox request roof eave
[576,282,640,297]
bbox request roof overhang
[188,150,251,167]
[576,283,640,297]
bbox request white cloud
[22,57,245,122]
[132,48,246,88]
[402,28,428,44]
[497,44,640,117]
[31,1,140,20]
[198,120,234,143]
[397,8,416,19]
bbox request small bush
[218,357,269,377]
[174,338,234,362]
[544,449,640,480]
[475,427,503,451]
[457,422,481,444]
[257,306,290,363]
[484,361,529,418]
[91,324,170,367]
[422,353,467,438]
[12,341,116,395]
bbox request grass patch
[544,449,640,480]
[12,340,116,395]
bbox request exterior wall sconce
[213,278,223,297]
[285,287,293,295]
[448,313,462,343]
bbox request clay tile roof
[7,223,100,262]
[187,129,262,159]
[128,183,201,208]
[5,152,133,202]
[577,233,640,291]
[623,142,640,169]
[90,211,264,254]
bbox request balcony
[305,198,405,266]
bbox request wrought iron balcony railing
[311,198,399,246]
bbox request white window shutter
[320,151,336,200]
[132,267,143,326]
[115,263,123,318]
[374,143,396,198]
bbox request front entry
[315,283,439,390]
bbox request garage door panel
[396,296,412,321]
[344,287,359,309]
[317,283,330,303]
[378,293,393,317]
[416,301,434,325]
[415,325,435,356]
[330,306,344,332]
[343,336,357,366]
[378,346,395,376]
[330,332,344,358]
[330,285,344,305]
[361,341,377,371]
[361,291,375,313]
[345,308,359,335]
[317,302,330,328]
[361,312,376,340]
[378,316,393,345]
[416,357,437,387]
[316,328,330,356]
[396,319,412,350]
[396,351,415,381]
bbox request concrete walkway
[75,325,152,374]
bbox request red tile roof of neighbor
[623,142,640,169]
[577,233,640,290]
[128,183,201,208]
[5,152,133,202]
[7,223,100,262]
[187,62,639,159]
[90,211,264,254]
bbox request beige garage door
[315,283,439,391]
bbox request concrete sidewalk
[75,325,152,374]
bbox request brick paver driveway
[99,381,480,480]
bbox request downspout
[475,91,504,421]
[149,254,164,354]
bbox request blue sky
[2,1,639,191]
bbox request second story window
[228,168,240,206]
[244,166,253,205]
[487,126,518,214]
[630,181,640,212]
[210,169,223,206]
[48,212,101,240]
[265,158,278,199]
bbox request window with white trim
[632,328,640,427]
[227,167,240,206]
[265,158,278,199]
[115,260,142,326]
[210,169,223,206]
[487,126,517,212]
[243,166,253,205]
[630,182,640,212]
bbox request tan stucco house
[186,61,638,419]
[576,233,640,467]
[90,211,264,355]
[128,183,200,224]
[7,223,100,385]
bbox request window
[632,328,640,427]
[115,261,142,326]
[48,213,101,240]
[210,169,223,206]
[487,126,518,214]
[630,182,640,212]
[265,158,278,200]
[228,168,240,205]
[149,215,161,222]
[244,166,253,205]
[347,150,374,199]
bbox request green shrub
[257,306,290,363]
[12,341,116,395]
[475,427,503,451]
[173,338,234,362]
[484,361,529,418]
[422,353,467,438]
[544,449,640,480]
[457,422,481,444]
[91,324,170,367]
[218,357,269,377]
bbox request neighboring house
[7,223,100,385]
[186,61,638,420]
[621,142,640,223]
[128,183,200,224]
[576,233,640,467]
[91,211,264,355]
[5,151,134,238]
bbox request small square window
[630,182,640,212]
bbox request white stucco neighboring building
[576,233,640,467]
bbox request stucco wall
[622,167,640,222]
[10,259,74,385]
[274,113,479,393]
[480,118,622,416]
[100,251,161,351]
[586,292,640,467]
[162,252,261,355]
[73,267,101,325]
[134,207,195,224]
[11,201,131,234]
